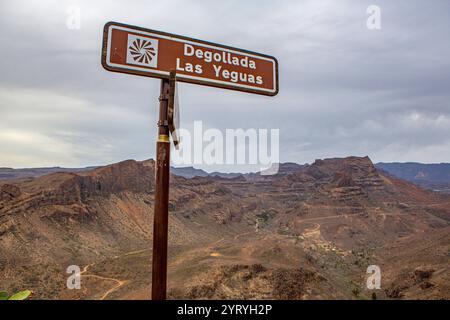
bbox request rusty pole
[152,78,171,300]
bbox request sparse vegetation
[352,287,360,297]
[256,209,276,223]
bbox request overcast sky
[0,0,449,171]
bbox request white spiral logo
[128,38,156,65]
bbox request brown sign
[102,22,279,96]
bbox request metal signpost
[101,21,279,300]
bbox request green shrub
[0,290,32,300]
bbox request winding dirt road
[79,247,154,299]
[80,261,128,300]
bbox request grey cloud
[0,0,449,169]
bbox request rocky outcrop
[169,264,320,299]
[0,184,21,201]
[308,156,383,187]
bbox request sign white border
[105,25,277,94]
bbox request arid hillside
[0,157,449,299]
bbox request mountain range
[375,163,450,193]
[3,161,449,189]
[0,156,449,299]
